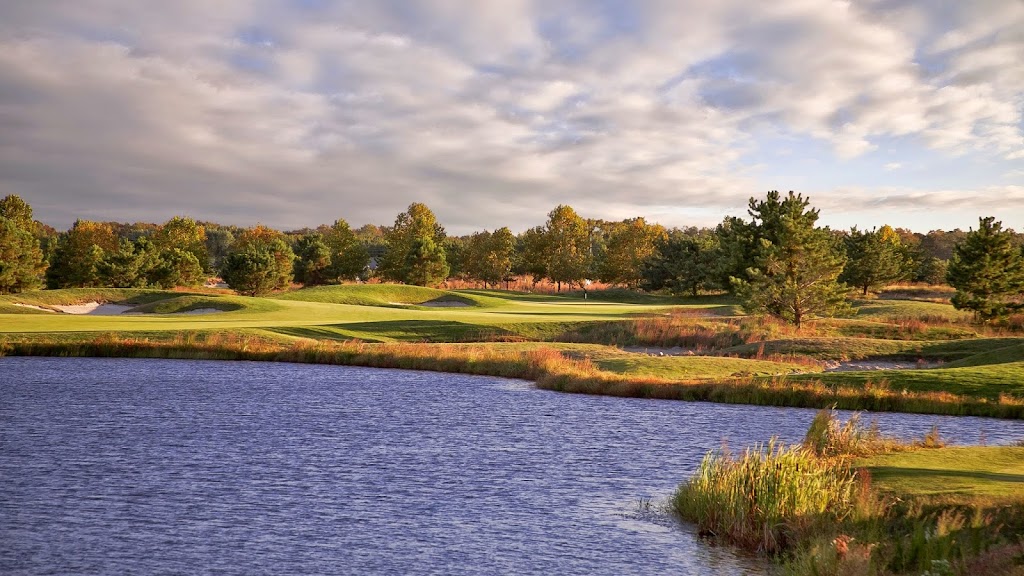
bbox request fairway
[0,286,682,340]
[3,285,1024,417]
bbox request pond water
[2,357,1022,575]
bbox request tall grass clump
[673,438,857,554]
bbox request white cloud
[0,0,1021,233]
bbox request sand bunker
[622,346,697,356]
[13,303,56,313]
[52,302,134,315]
[177,308,222,315]
[824,360,942,372]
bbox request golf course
[3,283,1023,417]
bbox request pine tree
[641,229,722,296]
[946,217,1024,321]
[732,191,850,328]
[841,225,913,295]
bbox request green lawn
[860,447,1024,500]
[4,285,1024,412]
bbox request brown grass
[4,332,1023,418]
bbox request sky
[1,1,1022,235]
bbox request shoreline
[3,335,1022,420]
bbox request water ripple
[2,357,1021,575]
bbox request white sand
[12,303,56,312]
[622,346,697,356]
[824,360,942,372]
[51,302,134,315]
[178,308,222,315]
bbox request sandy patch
[824,360,942,372]
[622,346,698,356]
[50,302,134,315]
[12,303,56,312]
[177,308,222,315]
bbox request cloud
[0,1,1021,234]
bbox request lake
[2,357,1022,575]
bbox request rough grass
[675,411,1024,575]
[673,438,856,554]
[4,286,1024,418]
[128,294,258,314]
[0,288,172,307]
[592,355,814,379]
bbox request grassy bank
[2,285,1024,418]
[673,411,1024,575]
[4,332,1024,419]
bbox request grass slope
[861,447,1024,500]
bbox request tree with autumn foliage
[598,217,665,289]
[46,219,119,288]
[379,203,448,286]
[543,205,592,292]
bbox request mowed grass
[804,361,1024,400]
[860,447,1024,500]
[592,355,814,379]
[4,284,1024,417]
[0,285,680,338]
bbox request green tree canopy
[221,249,280,296]
[0,195,46,293]
[153,216,208,272]
[840,225,914,295]
[230,225,295,290]
[465,227,516,288]
[46,220,119,288]
[543,205,591,292]
[403,236,449,287]
[514,226,549,287]
[732,191,850,328]
[294,233,332,285]
[323,218,370,281]
[641,228,722,296]
[379,203,447,285]
[598,217,665,288]
[946,217,1024,322]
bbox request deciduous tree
[46,220,118,288]
[379,203,447,285]
[598,217,665,288]
[543,205,591,292]
[323,219,369,281]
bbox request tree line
[2,193,1022,325]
